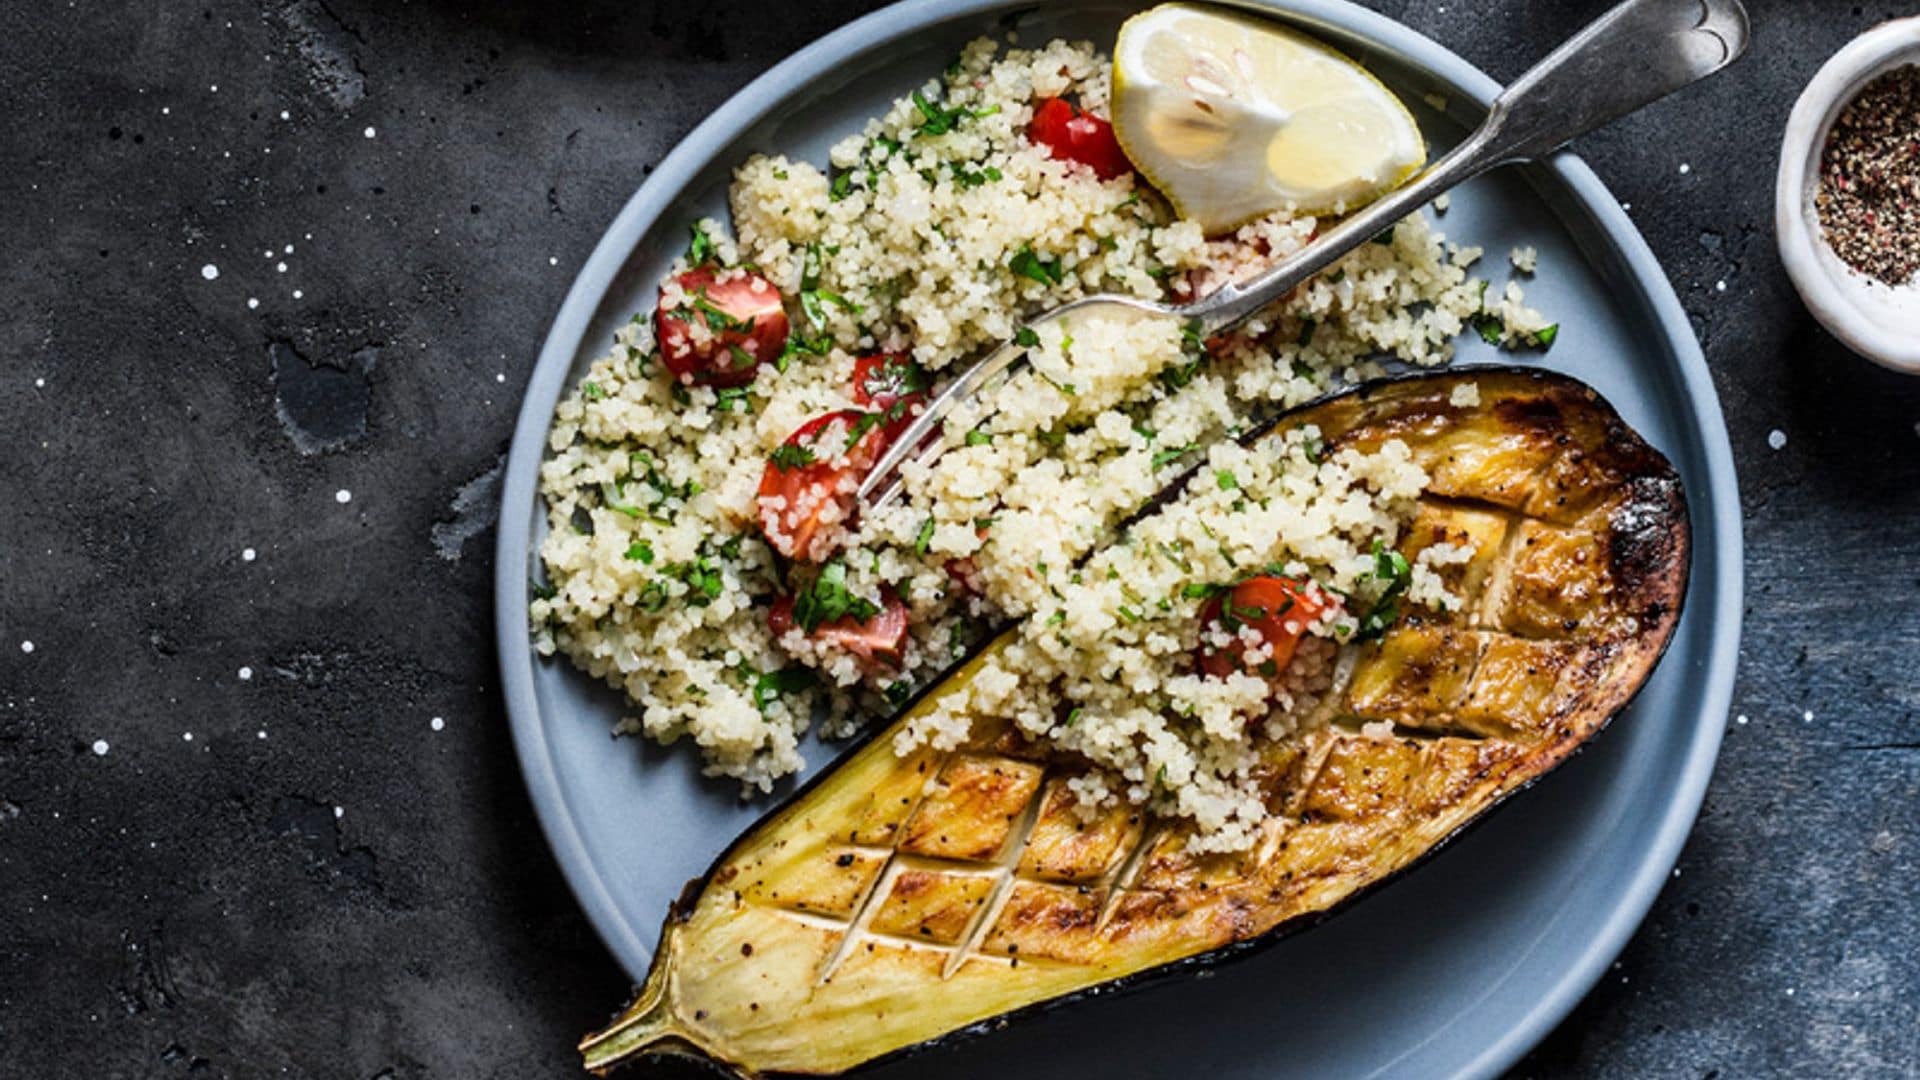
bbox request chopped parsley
[913,517,936,556]
[965,429,993,446]
[791,559,880,632]
[685,222,718,267]
[950,161,1003,188]
[664,555,726,607]
[750,667,815,715]
[1008,244,1063,286]
[911,89,997,137]
[843,410,885,450]
[624,539,655,564]
[582,381,607,401]
[1215,469,1239,491]
[1353,540,1413,642]
[797,245,861,329]
[775,331,830,374]
[1151,444,1196,469]
[1013,326,1041,348]
[769,443,817,471]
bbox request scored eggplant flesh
[579,368,1690,1077]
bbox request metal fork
[858,0,1749,510]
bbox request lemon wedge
[1112,3,1427,233]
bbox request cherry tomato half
[1196,576,1332,684]
[850,353,931,438]
[1027,97,1132,181]
[768,588,910,666]
[655,267,789,388]
[757,409,890,562]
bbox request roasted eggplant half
[580,369,1690,1076]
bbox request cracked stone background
[1,0,1916,1077]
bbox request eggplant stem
[579,926,718,1075]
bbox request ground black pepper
[1815,64,1920,285]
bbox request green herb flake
[752,667,816,715]
[913,517,936,556]
[582,381,607,401]
[965,429,993,447]
[1151,444,1196,470]
[685,223,718,267]
[1354,540,1414,642]
[1215,469,1239,491]
[624,539,655,564]
[769,443,817,471]
[791,559,881,633]
[1008,244,1064,286]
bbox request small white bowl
[1776,17,1920,375]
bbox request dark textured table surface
[4,1,1917,1077]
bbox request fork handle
[1180,0,1750,335]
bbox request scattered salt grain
[1715,280,1727,292]
[238,666,253,681]
[1736,714,1748,725]
[279,110,290,120]
[247,298,259,310]
[292,290,303,299]
[200,264,219,281]
[276,261,287,273]
[257,730,268,739]
[1679,162,1691,175]
[35,378,45,388]
[20,641,33,654]
[242,547,256,562]
[335,489,352,504]
[1803,709,1814,722]
[1768,429,1787,450]
[182,732,193,742]
[430,716,445,731]
[548,256,558,266]
[92,740,110,756]
[334,806,345,819]
[363,126,376,139]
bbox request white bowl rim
[1775,15,1920,375]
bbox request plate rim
[492,1,1745,1075]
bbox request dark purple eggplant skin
[598,366,1693,1079]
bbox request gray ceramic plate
[495,1,1744,1075]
